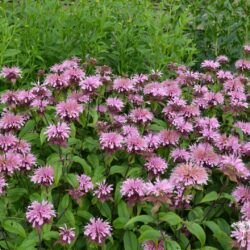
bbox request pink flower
[235,122,250,135]
[220,155,250,182]
[0,133,17,151]
[241,202,250,220]
[231,220,250,249]
[106,97,124,112]
[244,45,250,54]
[204,91,224,106]
[44,73,69,89]
[216,55,229,64]
[16,90,35,105]
[26,200,56,228]
[1,91,19,106]
[145,179,173,198]
[159,129,180,146]
[128,94,144,105]
[143,239,164,250]
[144,82,168,99]
[84,218,112,245]
[79,76,102,92]
[11,139,31,154]
[31,166,54,186]
[122,125,140,137]
[93,181,113,202]
[45,122,70,146]
[189,143,219,167]
[31,99,50,113]
[171,116,193,133]
[235,59,250,71]
[216,70,233,81]
[171,148,190,163]
[132,74,148,84]
[144,133,161,150]
[170,163,208,187]
[201,60,220,71]
[113,78,134,93]
[0,176,7,195]
[77,174,93,193]
[125,134,148,153]
[129,108,153,124]
[59,224,75,245]
[233,186,250,205]
[99,132,123,151]
[0,66,21,83]
[19,153,36,170]
[0,152,22,175]
[0,112,26,131]
[56,99,83,120]
[63,68,85,84]
[144,156,168,176]
[121,178,145,204]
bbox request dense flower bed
[0,46,249,249]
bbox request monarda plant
[0,47,249,250]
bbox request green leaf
[110,165,127,176]
[200,191,218,203]
[113,217,127,229]
[65,210,75,227]
[164,240,181,250]
[125,215,154,227]
[19,120,36,138]
[42,231,59,241]
[53,162,62,186]
[3,220,26,238]
[139,229,161,243]
[4,49,21,57]
[97,202,112,220]
[77,210,92,220]
[186,222,206,246]
[72,156,92,175]
[65,173,79,188]
[40,127,47,145]
[123,231,138,250]
[159,212,183,226]
[118,201,130,220]
[7,188,27,202]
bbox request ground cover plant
[0,46,249,249]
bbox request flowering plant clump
[0,46,249,249]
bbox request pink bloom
[129,108,153,124]
[63,68,85,84]
[224,79,245,92]
[45,122,70,146]
[121,178,145,204]
[59,224,75,245]
[233,186,250,205]
[132,74,148,84]
[204,91,224,106]
[244,45,250,54]
[122,125,140,137]
[125,134,148,153]
[171,116,193,133]
[31,99,50,113]
[189,143,219,167]
[231,221,250,249]
[44,73,69,89]
[56,99,83,120]
[235,122,250,135]
[106,97,124,113]
[144,156,168,176]
[0,152,22,175]
[170,163,208,187]
[77,174,93,193]
[68,91,91,104]
[143,239,164,250]
[171,148,190,163]
[113,78,134,93]
[26,200,56,228]
[31,166,54,186]
[84,218,112,245]
[19,153,36,170]
[0,133,18,151]
[216,55,229,64]
[93,181,113,202]
[0,66,21,83]
[144,133,161,150]
[159,129,180,146]
[216,70,233,81]
[215,134,241,155]
[16,90,35,105]
[201,60,220,71]
[99,132,123,151]
[241,202,250,220]
[220,155,250,181]
[0,112,26,131]
[1,91,19,106]
[11,139,31,154]
[0,176,7,195]
[128,94,144,105]
[144,82,168,99]
[145,179,173,197]
[235,59,250,71]
[79,76,102,92]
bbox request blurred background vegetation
[0,0,249,81]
